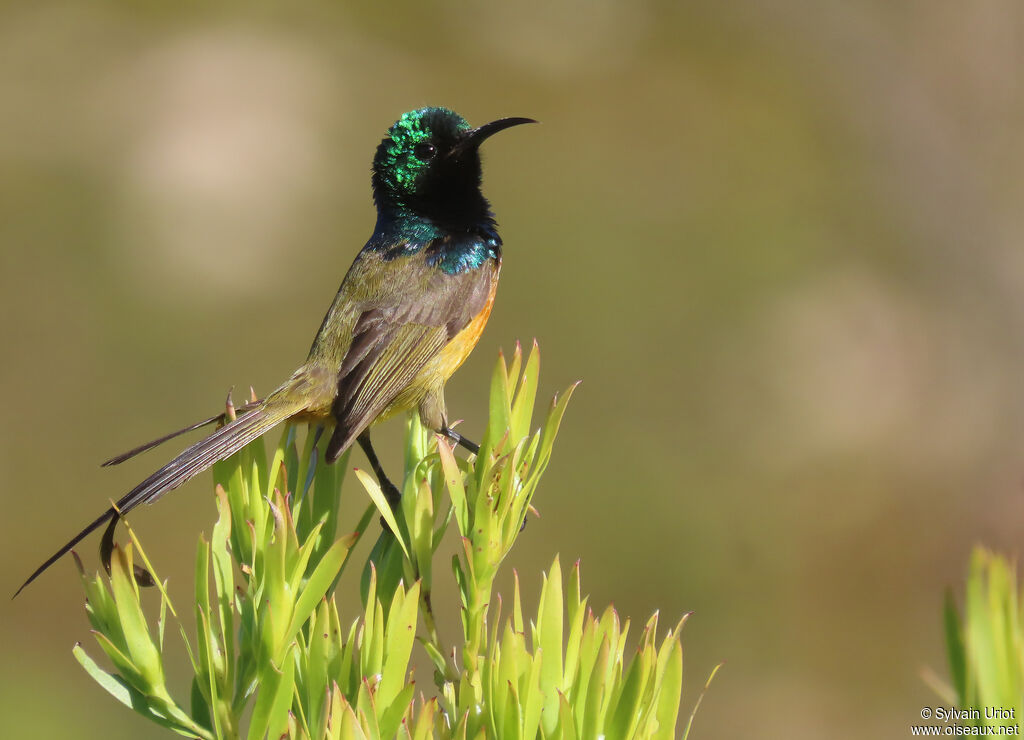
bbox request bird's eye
[414,142,437,161]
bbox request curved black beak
[451,116,538,156]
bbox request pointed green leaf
[411,476,435,589]
[485,350,513,458]
[74,644,214,739]
[438,438,470,537]
[506,341,523,397]
[557,690,578,740]
[512,570,525,636]
[510,340,540,439]
[564,566,589,692]
[247,646,295,740]
[536,557,564,735]
[608,645,650,740]
[109,545,163,689]
[379,582,420,709]
[305,601,333,739]
[73,643,136,709]
[652,635,683,740]
[536,381,580,472]
[336,693,368,740]
[378,683,415,739]
[522,643,545,740]
[355,468,410,560]
[583,636,610,738]
[210,488,235,688]
[412,698,437,740]
[500,680,521,740]
[288,535,353,645]
[265,649,297,740]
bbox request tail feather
[14,403,296,598]
[114,405,288,511]
[101,399,264,467]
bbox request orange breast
[433,276,498,381]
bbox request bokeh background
[3,2,1023,737]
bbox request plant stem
[420,588,458,684]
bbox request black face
[371,108,535,229]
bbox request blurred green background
[3,1,1023,737]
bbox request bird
[15,107,536,597]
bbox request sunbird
[16,107,535,596]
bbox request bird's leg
[357,431,402,509]
[101,396,265,467]
[439,426,480,455]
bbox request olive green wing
[324,259,494,462]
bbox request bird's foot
[440,425,480,455]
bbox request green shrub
[939,547,1023,734]
[73,343,706,738]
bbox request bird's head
[372,107,535,229]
